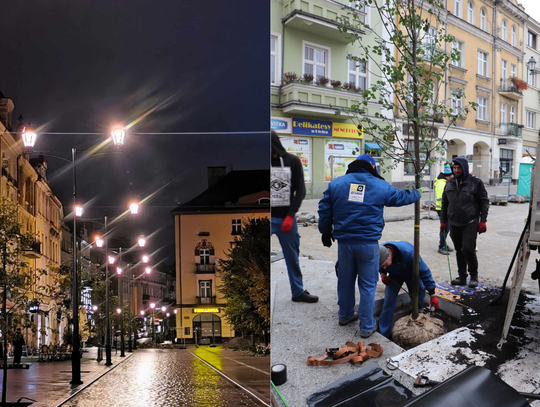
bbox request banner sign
[332,122,364,139]
[271,116,292,134]
[292,117,332,137]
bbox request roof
[172,169,270,214]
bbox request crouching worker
[378,241,439,338]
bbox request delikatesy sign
[271,117,292,134]
[292,117,332,137]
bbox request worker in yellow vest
[435,165,453,255]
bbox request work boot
[292,290,319,303]
[469,277,478,288]
[339,312,358,326]
[451,276,467,285]
[438,248,449,255]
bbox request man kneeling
[378,241,439,338]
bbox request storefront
[178,307,233,344]
[271,116,367,199]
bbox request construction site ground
[271,184,540,406]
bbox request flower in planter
[283,72,298,84]
[330,79,342,89]
[301,73,314,83]
[343,82,357,92]
[316,76,330,86]
[509,76,528,91]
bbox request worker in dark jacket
[271,130,317,303]
[440,156,489,288]
[318,154,421,337]
[378,241,439,338]
[13,327,25,365]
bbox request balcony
[23,240,42,258]
[417,43,445,72]
[282,5,365,44]
[196,296,216,305]
[498,79,524,101]
[195,263,215,274]
[499,123,523,138]
[273,81,366,117]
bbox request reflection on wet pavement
[62,349,267,406]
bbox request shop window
[500,148,513,177]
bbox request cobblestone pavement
[1,347,130,407]
[62,347,269,407]
[273,193,540,297]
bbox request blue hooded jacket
[318,163,420,242]
[381,241,436,294]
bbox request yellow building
[391,0,528,186]
[172,168,269,344]
[0,97,63,348]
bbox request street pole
[2,244,8,404]
[71,148,82,385]
[104,215,112,366]
[128,265,132,353]
[119,249,125,357]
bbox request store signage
[402,124,438,139]
[498,139,507,145]
[332,122,364,139]
[292,117,332,137]
[271,117,292,134]
[193,308,220,313]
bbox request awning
[365,142,380,150]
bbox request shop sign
[498,139,507,145]
[402,124,438,139]
[271,117,292,134]
[292,117,332,137]
[332,122,363,139]
[193,308,220,313]
[279,137,312,183]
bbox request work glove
[478,222,487,234]
[440,221,447,232]
[281,216,294,233]
[381,274,391,286]
[322,233,335,248]
[417,187,423,198]
[430,295,440,310]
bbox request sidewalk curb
[54,353,134,407]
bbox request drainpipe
[491,5,497,185]
[278,19,286,108]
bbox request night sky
[0,1,270,265]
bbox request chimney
[207,166,227,189]
[0,98,15,131]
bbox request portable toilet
[517,156,534,198]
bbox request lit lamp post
[22,126,126,385]
[129,202,139,216]
[116,267,125,357]
[150,302,156,343]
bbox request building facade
[271,0,384,199]
[522,16,540,160]
[173,168,270,344]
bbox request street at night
[62,348,269,407]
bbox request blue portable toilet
[517,156,534,199]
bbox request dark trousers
[450,223,478,279]
[437,211,449,249]
[14,347,22,364]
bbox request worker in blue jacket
[378,241,440,338]
[318,155,422,338]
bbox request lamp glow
[142,255,149,264]
[116,308,121,314]
[145,267,151,274]
[174,309,178,315]
[95,236,104,248]
[22,126,37,148]
[74,205,83,217]
[111,128,126,146]
[116,267,123,275]
[92,305,98,311]
[129,203,139,215]
[140,310,145,316]
[108,256,116,265]
[138,236,146,247]
[161,306,166,312]
[150,302,156,309]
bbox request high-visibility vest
[434,178,447,211]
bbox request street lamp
[142,255,149,264]
[22,129,124,386]
[111,128,126,147]
[145,267,151,274]
[150,302,156,344]
[129,203,139,215]
[108,255,116,265]
[138,236,146,247]
[95,236,104,248]
[22,125,37,148]
[116,267,125,357]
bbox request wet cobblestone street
[62,348,269,407]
